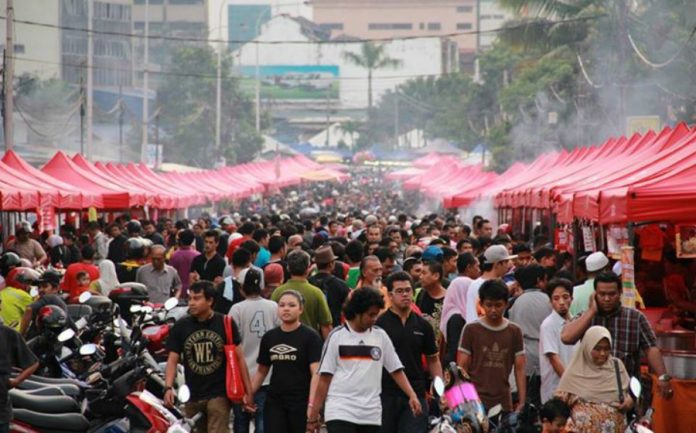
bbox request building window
[319,23,344,31]
[457,23,472,30]
[427,23,441,31]
[480,14,505,20]
[419,22,424,30]
[368,23,413,30]
[457,5,473,13]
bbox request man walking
[308,245,350,328]
[136,245,182,303]
[464,245,515,323]
[169,229,201,299]
[190,230,226,286]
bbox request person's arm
[391,369,423,416]
[171,271,182,299]
[514,354,527,411]
[35,241,48,266]
[235,345,254,406]
[561,294,596,344]
[19,307,33,337]
[307,362,320,426]
[647,346,673,399]
[547,353,566,378]
[9,361,38,388]
[427,354,444,385]
[320,323,332,340]
[249,364,270,396]
[307,374,332,433]
[457,351,471,373]
[163,351,180,407]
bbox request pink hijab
[439,276,472,335]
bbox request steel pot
[662,350,696,380]
[656,330,695,351]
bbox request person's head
[476,219,493,238]
[241,267,262,297]
[419,261,443,290]
[456,252,480,279]
[402,257,423,282]
[239,222,256,237]
[203,229,219,254]
[108,223,121,238]
[150,244,166,270]
[314,245,337,271]
[472,215,483,234]
[178,229,195,247]
[343,287,385,331]
[264,263,285,289]
[540,398,571,433]
[81,245,95,262]
[345,239,364,264]
[457,238,473,254]
[188,280,216,318]
[287,234,303,250]
[585,251,609,275]
[374,247,396,275]
[76,271,90,287]
[360,255,383,286]
[515,263,548,290]
[231,248,252,272]
[584,326,613,366]
[193,223,204,236]
[268,235,286,257]
[142,220,157,236]
[389,228,402,245]
[240,240,260,261]
[385,271,413,312]
[287,249,311,278]
[483,245,515,278]
[366,225,382,243]
[37,270,62,296]
[478,279,509,323]
[513,243,533,267]
[87,221,101,234]
[252,229,269,247]
[441,247,458,275]
[593,271,622,313]
[534,247,556,268]
[278,290,304,324]
[546,278,573,317]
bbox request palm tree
[337,119,362,150]
[343,42,402,116]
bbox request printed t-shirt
[415,289,446,344]
[257,324,323,398]
[166,312,240,400]
[539,311,577,403]
[459,319,525,411]
[319,323,403,425]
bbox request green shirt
[570,278,594,317]
[346,267,361,289]
[271,279,332,332]
[0,287,33,330]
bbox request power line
[0,14,605,46]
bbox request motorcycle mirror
[178,385,191,403]
[487,404,503,419]
[141,306,153,314]
[57,328,76,342]
[79,291,92,304]
[164,297,179,311]
[433,376,446,397]
[29,287,39,297]
[75,317,88,330]
[130,304,142,313]
[79,343,98,356]
[629,377,642,399]
[635,426,654,433]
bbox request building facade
[478,0,516,50]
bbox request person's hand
[514,401,525,413]
[306,416,321,433]
[408,395,422,416]
[213,276,224,285]
[189,272,199,284]
[657,380,674,400]
[163,388,176,407]
[589,292,599,314]
[610,399,633,413]
[243,393,257,413]
[8,378,19,389]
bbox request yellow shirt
[0,286,33,329]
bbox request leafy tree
[343,43,402,115]
[157,46,263,167]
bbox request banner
[620,246,638,309]
[37,206,55,232]
[582,225,596,252]
[606,224,629,259]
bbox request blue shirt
[254,247,271,268]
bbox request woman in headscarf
[554,326,633,433]
[90,260,120,296]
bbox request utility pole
[86,0,94,159]
[3,0,14,151]
[394,94,399,149]
[140,0,150,163]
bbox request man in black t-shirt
[0,323,39,432]
[164,281,253,433]
[308,246,350,327]
[190,230,226,286]
[377,272,443,433]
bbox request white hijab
[97,260,119,295]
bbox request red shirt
[63,262,100,299]
[225,236,250,261]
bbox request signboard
[582,225,596,253]
[238,65,339,100]
[626,115,661,136]
[606,224,629,260]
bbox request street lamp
[214,0,229,153]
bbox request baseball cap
[586,251,609,272]
[422,245,444,263]
[483,245,517,263]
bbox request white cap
[483,245,517,263]
[586,251,609,272]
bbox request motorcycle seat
[18,373,84,387]
[67,304,93,321]
[12,408,89,432]
[10,388,80,413]
[17,379,81,397]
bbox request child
[457,279,526,413]
[70,270,91,303]
[540,397,570,433]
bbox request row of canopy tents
[0,151,349,211]
[392,122,696,225]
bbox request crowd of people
[0,180,677,433]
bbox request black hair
[475,219,490,231]
[268,235,286,254]
[242,268,262,296]
[204,229,219,242]
[240,239,260,254]
[231,248,252,267]
[279,289,305,306]
[402,257,421,273]
[442,246,457,261]
[456,238,472,250]
[178,229,195,246]
[343,287,385,320]
[515,264,547,290]
[540,398,571,423]
[546,278,574,298]
[385,271,413,292]
[512,243,532,255]
[492,235,512,245]
[593,271,622,292]
[287,250,311,276]
[533,246,555,263]
[479,279,509,302]
[425,261,443,279]
[239,222,256,236]
[189,280,216,300]
[81,245,95,260]
[461,224,472,236]
[345,240,364,263]
[252,228,269,243]
[374,247,396,264]
[477,236,492,250]
[456,252,477,274]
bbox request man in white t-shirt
[229,268,280,433]
[308,288,422,433]
[465,245,515,323]
[539,278,578,403]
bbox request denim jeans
[233,386,267,433]
[380,394,429,433]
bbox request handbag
[223,315,245,402]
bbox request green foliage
[157,46,263,167]
[343,42,403,114]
